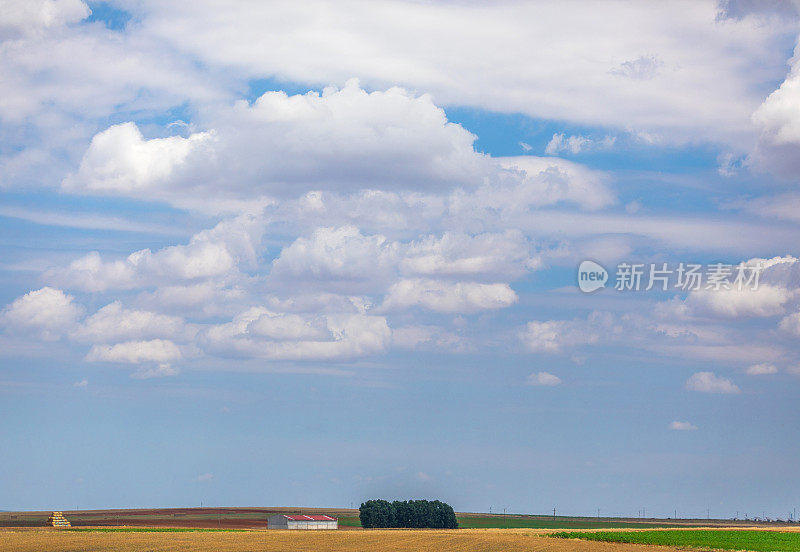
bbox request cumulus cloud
[203,308,391,361]
[63,122,214,196]
[64,81,488,209]
[526,371,562,386]
[1,287,83,340]
[752,38,800,177]
[86,339,183,364]
[519,320,599,353]
[271,226,539,294]
[673,256,800,319]
[400,231,536,280]
[685,371,741,394]
[745,362,778,375]
[46,214,261,291]
[72,301,193,343]
[669,420,698,431]
[382,279,517,313]
[688,285,792,318]
[271,226,397,290]
[495,157,615,211]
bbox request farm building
[267,514,338,530]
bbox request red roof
[284,514,336,521]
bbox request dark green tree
[359,499,458,529]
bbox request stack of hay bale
[47,512,71,527]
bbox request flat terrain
[555,529,800,552]
[3,508,796,551]
[0,507,769,530]
[0,527,692,552]
[0,507,355,529]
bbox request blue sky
[2,0,800,520]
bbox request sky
[1,0,800,520]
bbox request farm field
[0,507,356,530]
[0,527,698,552]
[554,529,800,552]
[3,508,796,551]
[0,507,750,530]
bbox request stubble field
[0,527,688,552]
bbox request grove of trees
[359,499,458,529]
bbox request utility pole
[674,509,677,520]
[553,507,556,520]
[707,509,710,520]
[597,508,600,518]
[503,508,506,529]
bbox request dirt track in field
[0,528,689,552]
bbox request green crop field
[340,515,689,530]
[458,517,681,529]
[552,529,800,551]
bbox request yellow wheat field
[0,528,689,552]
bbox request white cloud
[132,363,180,379]
[745,362,778,375]
[401,231,536,280]
[270,226,397,290]
[0,0,89,37]
[780,311,800,336]
[610,55,665,80]
[0,286,83,340]
[669,420,698,431]
[72,301,192,343]
[520,320,598,353]
[734,193,800,223]
[63,122,214,196]
[685,371,741,394]
[382,279,517,313]
[86,339,183,364]
[197,472,213,482]
[64,81,488,208]
[545,133,615,155]
[46,214,261,291]
[270,226,538,296]
[391,325,466,352]
[688,285,792,318]
[72,378,88,388]
[676,257,800,319]
[495,156,615,211]
[526,371,562,386]
[133,1,788,147]
[752,38,800,177]
[203,308,391,361]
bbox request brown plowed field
[0,507,359,529]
